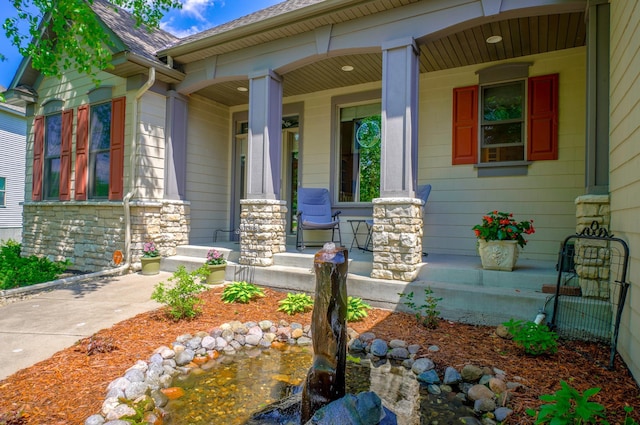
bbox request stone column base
[370,197,423,282]
[239,199,287,267]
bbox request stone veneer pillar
[370,197,423,281]
[574,194,611,299]
[239,199,287,266]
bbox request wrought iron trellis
[551,221,630,369]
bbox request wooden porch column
[240,70,286,266]
[247,69,283,200]
[371,38,422,282]
[380,37,419,198]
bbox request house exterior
[0,97,26,243]
[4,0,639,382]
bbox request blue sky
[0,0,282,89]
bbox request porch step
[160,245,559,326]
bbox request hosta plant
[221,281,265,304]
[278,292,314,315]
[347,296,371,322]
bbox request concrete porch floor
[162,241,560,327]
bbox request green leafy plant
[151,265,207,320]
[399,287,442,329]
[0,240,70,290]
[347,296,371,322]
[472,210,535,248]
[503,319,558,356]
[623,406,639,425]
[221,281,265,304]
[526,381,608,424]
[278,292,314,315]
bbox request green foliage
[278,292,314,315]
[346,296,371,322]
[221,281,265,304]
[2,0,181,86]
[526,381,608,424]
[151,265,207,320]
[399,287,442,329]
[0,240,70,290]
[624,407,639,425]
[357,115,381,202]
[503,319,558,356]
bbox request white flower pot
[478,240,519,271]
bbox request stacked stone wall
[574,195,611,299]
[22,200,190,272]
[371,198,423,282]
[239,200,287,267]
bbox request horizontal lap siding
[418,48,586,261]
[137,92,167,199]
[0,107,26,230]
[609,1,640,385]
[186,95,231,244]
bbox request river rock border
[85,320,517,425]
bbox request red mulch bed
[0,286,638,424]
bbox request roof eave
[158,0,356,61]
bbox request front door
[232,116,299,238]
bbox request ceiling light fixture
[341,65,354,72]
[237,87,248,92]
[486,35,503,44]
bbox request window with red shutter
[528,74,559,161]
[75,105,89,201]
[59,109,73,201]
[32,116,44,201]
[452,86,478,165]
[109,97,126,200]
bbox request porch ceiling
[193,12,586,106]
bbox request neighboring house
[3,0,639,382]
[0,91,26,243]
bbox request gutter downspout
[122,67,156,271]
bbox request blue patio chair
[296,187,342,251]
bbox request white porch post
[240,70,287,266]
[372,38,422,282]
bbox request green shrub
[221,281,265,304]
[151,266,207,320]
[278,292,314,315]
[0,240,70,290]
[526,380,608,424]
[347,296,371,322]
[503,319,558,356]
[399,287,442,329]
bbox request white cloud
[160,18,203,38]
[179,0,219,21]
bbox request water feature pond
[162,345,476,425]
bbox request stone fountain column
[300,244,348,423]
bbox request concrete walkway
[0,272,171,380]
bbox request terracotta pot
[206,264,227,284]
[140,257,161,275]
[478,240,519,271]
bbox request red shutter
[109,96,126,200]
[32,115,45,201]
[528,74,559,161]
[59,109,73,201]
[452,85,478,165]
[75,105,89,200]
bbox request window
[338,102,381,203]
[480,80,525,163]
[89,102,112,198]
[0,177,5,206]
[452,73,558,167]
[75,97,125,201]
[32,109,72,201]
[43,113,62,199]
